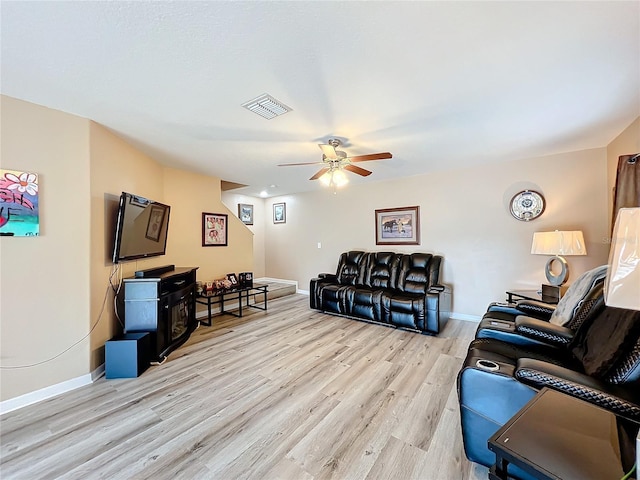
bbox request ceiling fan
[277,139,392,185]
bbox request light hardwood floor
[1,294,488,480]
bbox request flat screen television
[112,192,171,263]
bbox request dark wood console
[122,266,198,362]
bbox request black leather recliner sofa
[475,265,608,348]
[457,304,640,473]
[310,250,451,335]
[475,275,607,349]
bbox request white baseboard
[449,312,481,322]
[255,277,307,294]
[256,276,298,286]
[91,363,105,382]
[1,363,105,415]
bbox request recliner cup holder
[475,359,500,372]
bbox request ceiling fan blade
[348,152,393,162]
[310,167,330,180]
[344,164,372,177]
[318,144,339,160]
[277,161,324,166]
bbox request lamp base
[545,255,569,286]
[541,284,568,301]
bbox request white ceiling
[2,1,639,198]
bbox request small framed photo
[273,202,286,224]
[227,273,239,286]
[375,206,420,245]
[238,203,254,225]
[145,205,167,242]
[202,212,228,246]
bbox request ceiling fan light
[319,171,332,186]
[332,169,349,187]
[319,168,349,188]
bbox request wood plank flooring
[1,294,488,480]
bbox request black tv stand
[122,267,198,361]
[134,264,175,278]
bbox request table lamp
[531,230,587,298]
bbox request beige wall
[221,191,265,278]
[88,122,167,372]
[264,148,611,317]
[2,97,254,403]
[163,168,254,282]
[606,116,640,229]
[1,96,92,400]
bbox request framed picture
[238,203,254,225]
[202,212,228,247]
[145,205,167,242]
[375,206,420,245]
[227,273,239,287]
[273,202,286,224]
[0,169,40,237]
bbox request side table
[505,289,558,305]
[196,284,268,326]
[488,388,638,480]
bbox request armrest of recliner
[514,316,574,346]
[486,303,521,315]
[515,358,640,421]
[427,284,448,293]
[309,274,338,310]
[424,284,451,334]
[316,273,337,281]
[515,300,555,320]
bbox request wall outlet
[317,242,321,249]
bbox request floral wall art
[0,169,39,237]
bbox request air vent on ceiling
[242,94,292,119]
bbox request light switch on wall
[317,242,322,249]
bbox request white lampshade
[605,208,640,310]
[531,230,587,286]
[531,230,587,256]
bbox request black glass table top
[198,284,267,297]
[490,388,638,480]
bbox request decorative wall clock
[509,190,545,221]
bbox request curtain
[612,153,640,224]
